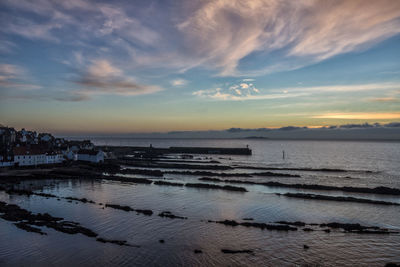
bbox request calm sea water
[1,139,399,266]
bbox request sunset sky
[1,0,400,134]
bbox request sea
[0,139,399,266]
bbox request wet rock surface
[198,177,400,196]
[221,249,253,254]
[158,211,187,220]
[119,168,163,177]
[96,237,137,247]
[0,201,97,237]
[185,183,247,192]
[213,219,298,231]
[153,180,184,186]
[105,204,153,215]
[278,193,400,205]
[319,222,399,234]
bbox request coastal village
[0,126,104,167]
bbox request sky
[0,0,400,134]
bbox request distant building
[77,149,104,163]
[13,147,46,166]
[13,146,64,166]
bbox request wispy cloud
[178,0,400,76]
[369,97,400,102]
[312,112,400,120]
[0,63,40,90]
[2,0,399,76]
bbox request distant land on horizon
[57,122,400,141]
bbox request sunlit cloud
[178,0,400,76]
[75,59,163,97]
[312,112,400,120]
[369,97,399,102]
[171,79,188,87]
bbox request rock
[194,249,202,254]
[154,181,184,186]
[135,209,153,216]
[303,245,310,249]
[185,183,247,192]
[276,221,306,226]
[105,204,134,212]
[221,249,253,254]
[158,211,187,220]
[159,239,165,243]
[14,222,47,235]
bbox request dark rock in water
[252,171,300,178]
[154,180,184,186]
[221,249,253,254]
[65,197,95,204]
[135,209,153,216]
[104,176,153,184]
[276,221,306,226]
[215,219,297,231]
[198,178,400,196]
[217,220,240,226]
[4,188,57,199]
[385,263,400,267]
[303,228,314,232]
[319,222,398,234]
[169,170,252,177]
[105,204,134,212]
[96,237,134,247]
[14,222,47,235]
[242,218,254,221]
[194,249,202,254]
[185,183,247,192]
[159,239,165,243]
[119,168,163,177]
[303,245,310,249]
[158,211,187,220]
[279,193,400,206]
[0,201,98,238]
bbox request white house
[13,147,64,166]
[77,149,104,163]
[13,147,46,166]
[45,152,64,164]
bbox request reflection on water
[1,140,400,266]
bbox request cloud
[171,79,188,87]
[0,40,16,54]
[2,0,399,77]
[178,0,400,76]
[75,59,163,97]
[312,112,400,120]
[0,63,40,90]
[194,82,400,101]
[369,97,400,102]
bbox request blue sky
[0,0,400,134]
